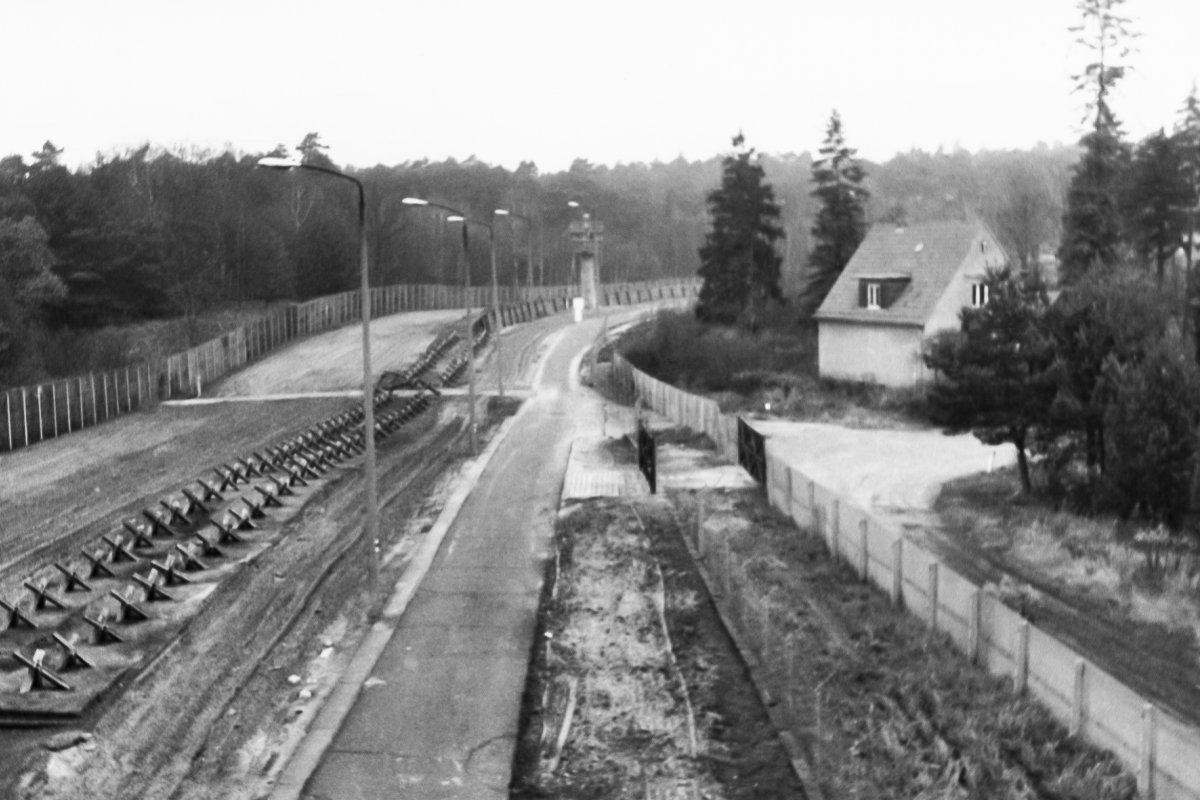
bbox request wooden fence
[611,352,1200,800]
[2,278,700,453]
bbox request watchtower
[569,213,604,309]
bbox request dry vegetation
[937,469,1200,684]
[616,309,926,426]
[513,497,799,799]
[680,486,1137,800]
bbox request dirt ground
[3,398,517,800]
[935,472,1200,731]
[748,419,1015,516]
[0,309,502,799]
[214,309,463,395]
[511,496,802,800]
[513,428,1136,799]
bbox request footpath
[270,313,629,799]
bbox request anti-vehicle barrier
[610,351,1200,800]
[2,277,700,453]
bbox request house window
[971,283,989,308]
[866,283,881,309]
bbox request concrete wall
[611,355,1200,799]
[817,320,926,387]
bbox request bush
[1102,337,1200,527]
[618,309,815,393]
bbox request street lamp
[450,215,504,401]
[494,208,536,292]
[257,155,378,593]
[401,197,485,451]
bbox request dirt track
[750,419,1015,516]
[214,310,462,395]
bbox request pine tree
[1121,129,1191,281]
[1057,0,1136,284]
[696,134,784,329]
[1176,85,1200,273]
[801,110,868,316]
[924,268,1057,493]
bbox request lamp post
[401,197,484,451]
[257,156,378,593]
[450,215,503,400]
[494,208,535,292]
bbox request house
[813,220,1008,387]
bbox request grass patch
[936,468,1200,669]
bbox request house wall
[818,321,927,387]
[924,229,1007,335]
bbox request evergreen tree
[1121,129,1191,281]
[1102,336,1200,526]
[696,134,784,328]
[1177,86,1200,277]
[924,268,1057,493]
[801,110,868,316]
[1057,0,1136,284]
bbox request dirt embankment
[4,397,517,800]
[213,309,463,396]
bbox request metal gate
[737,417,766,486]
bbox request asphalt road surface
[299,310,633,799]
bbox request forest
[0,131,1077,388]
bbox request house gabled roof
[814,221,990,326]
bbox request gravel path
[749,420,1016,514]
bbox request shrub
[1102,337,1200,527]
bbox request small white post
[968,590,981,664]
[1139,703,1157,799]
[891,538,903,607]
[1014,620,1030,694]
[830,498,840,562]
[927,562,939,638]
[858,518,869,581]
[1070,658,1086,737]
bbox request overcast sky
[4,0,1198,173]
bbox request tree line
[2,128,1086,388]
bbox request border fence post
[1139,703,1157,799]
[1071,659,1086,737]
[968,590,981,664]
[22,388,29,447]
[858,518,869,581]
[891,538,903,606]
[927,562,939,639]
